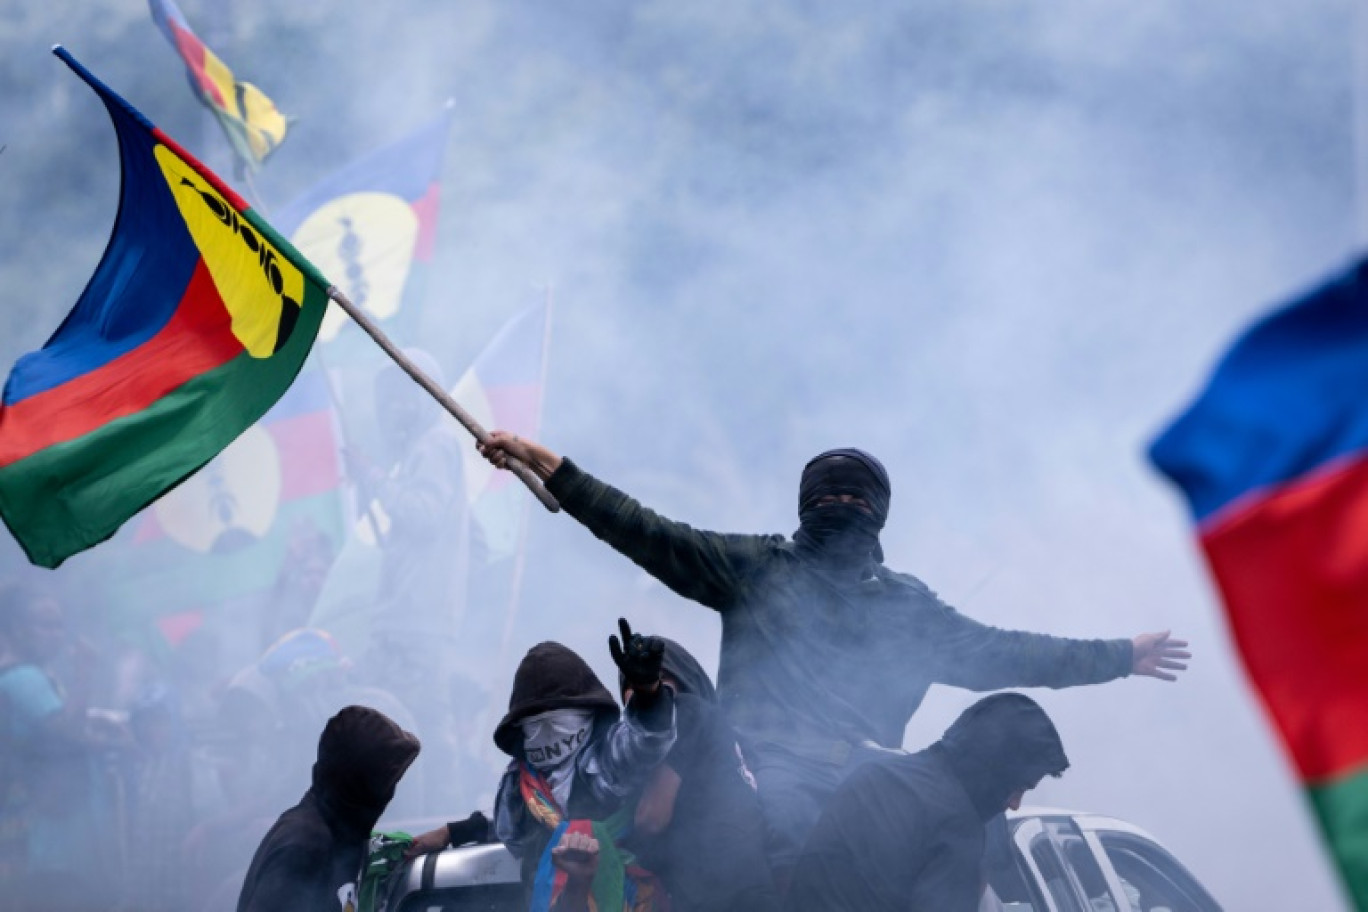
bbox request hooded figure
[481,434,1154,878]
[624,639,781,912]
[487,637,676,911]
[789,693,1068,912]
[235,705,420,912]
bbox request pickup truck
[376,806,1223,912]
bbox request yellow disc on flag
[289,192,418,342]
[155,146,306,357]
[154,424,283,553]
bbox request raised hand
[475,430,562,480]
[1131,630,1191,682]
[609,617,665,692]
[552,831,601,886]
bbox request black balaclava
[794,448,891,565]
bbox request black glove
[446,811,490,847]
[608,617,664,691]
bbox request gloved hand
[609,617,664,692]
[446,810,490,847]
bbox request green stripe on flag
[1308,767,1368,907]
[0,279,327,568]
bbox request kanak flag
[150,0,288,167]
[1150,258,1368,907]
[0,49,329,568]
[454,301,550,559]
[272,107,452,346]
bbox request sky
[1,0,1362,907]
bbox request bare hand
[551,831,599,883]
[476,430,562,480]
[403,826,451,860]
[1131,630,1190,681]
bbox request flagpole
[308,345,388,544]
[499,285,556,664]
[326,286,560,512]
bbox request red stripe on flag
[168,24,227,109]
[156,608,204,647]
[1203,451,1368,782]
[150,128,251,214]
[483,384,540,492]
[132,513,167,544]
[411,182,440,261]
[266,410,340,500]
[0,259,242,468]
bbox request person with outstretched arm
[476,432,1189,888]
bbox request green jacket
[546,459,1132,751]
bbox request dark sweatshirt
[235,706,420,912]
[546,459,1132,751]
[631,639,782,912]
[790,693,1070,912]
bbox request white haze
[1,0,1358,907]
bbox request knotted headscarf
[795,448,891,565]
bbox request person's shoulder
[874,566,947,606]
[874,564,931,590]
[671,693,729,749]
[0,662,61,710]
[258,803,333,856]
[0,662,50,689]
[840,754,956,822]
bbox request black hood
[938,693,1069,821]
[494,641,620,756]
[620,637,717,704]
[312,705,421,838]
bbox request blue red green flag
[1149,258,1368,907]
[272,107,453,346]
[149,0,289,168]
[0,48,331,569]
[454,300,551,559]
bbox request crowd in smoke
[1,0,1363,907]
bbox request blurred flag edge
[1149,257,1368,908]
[149,0,289,168]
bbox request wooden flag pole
[326,286,560,513]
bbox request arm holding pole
[325,286,560,512]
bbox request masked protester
[235,705,420,912]
[473,619,674,912]
[622,638,781,912]
[476,433,1190,886]
[790,693,1069,912]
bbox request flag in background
[1149,258,1368,908]
[88,369,347,638]
[0,48,330,569]
[272,106,454,348]
[454,299,551,560]
[150,0,289,168]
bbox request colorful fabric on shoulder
[519,763,667,912]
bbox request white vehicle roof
[1010,805,1163,844]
